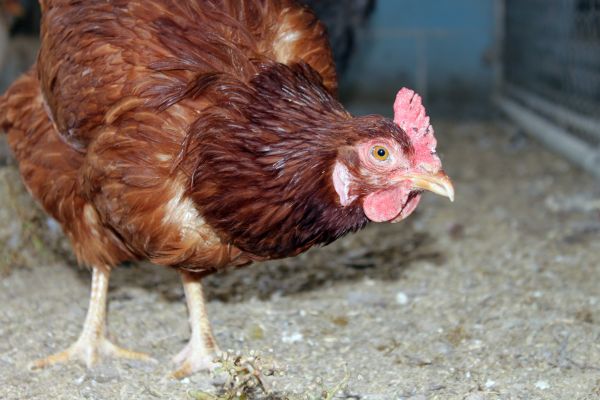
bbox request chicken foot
[171,273,220,379]
[29,267,154,369]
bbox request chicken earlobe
[171,273,220,379]
[29,267,155,369]
[332,161,357,206]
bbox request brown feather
[0,0,397,276]
[184,62,409,259]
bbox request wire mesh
[504,0,600,121]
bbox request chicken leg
[171,272,220,379]
[29,267,153,369]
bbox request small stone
[364,279,376,286]
[248,324,265,340]
[484,379,495,388]
[331,315,349,327]
[346,292,387,307]
[281,332,303,343]
[464,393,486,400]
[469,340,484,350]
[535,380,550,390]
[46,217,62,235]
[88,364,121,383]
[396,292,409,305]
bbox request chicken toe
[170,339,219,379]
[171,273,220,379]
[29,334,154,369]
[29,267,154,370]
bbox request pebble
[464,393,486,400]
[46,217,62,236]
[281,332,303,343]
[396,292,409,305]
[74,375,87,386]
[469,339,484,350]
[87,365,121,383]
[360,395,388,400]
[484,379,496,388]
[346,292,387,307]
[535,380,550,390]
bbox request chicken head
[333,88,454,222]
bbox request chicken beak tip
[406,171,455,202]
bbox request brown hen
[0,0,453,378]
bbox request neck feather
[183,62,369,259]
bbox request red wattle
[363,186,407,222]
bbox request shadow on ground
[103,223,444,303]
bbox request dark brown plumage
[0,0,453,377]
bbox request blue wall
[342,0,495,114]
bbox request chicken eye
[372,145,389,161]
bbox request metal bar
[493,0,505,95]
[505,84,600,141]
[495,95,600,179]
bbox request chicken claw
[29,335,154,369]
[170,273,220,379]
[171,339,219,379]
[29,267,155,370]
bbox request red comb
[393,88,437,156]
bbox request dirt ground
[1,119,600,399]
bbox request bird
[0,0,454,378]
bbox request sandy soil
[1,119,600,399]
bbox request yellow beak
[404,171,455,202]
